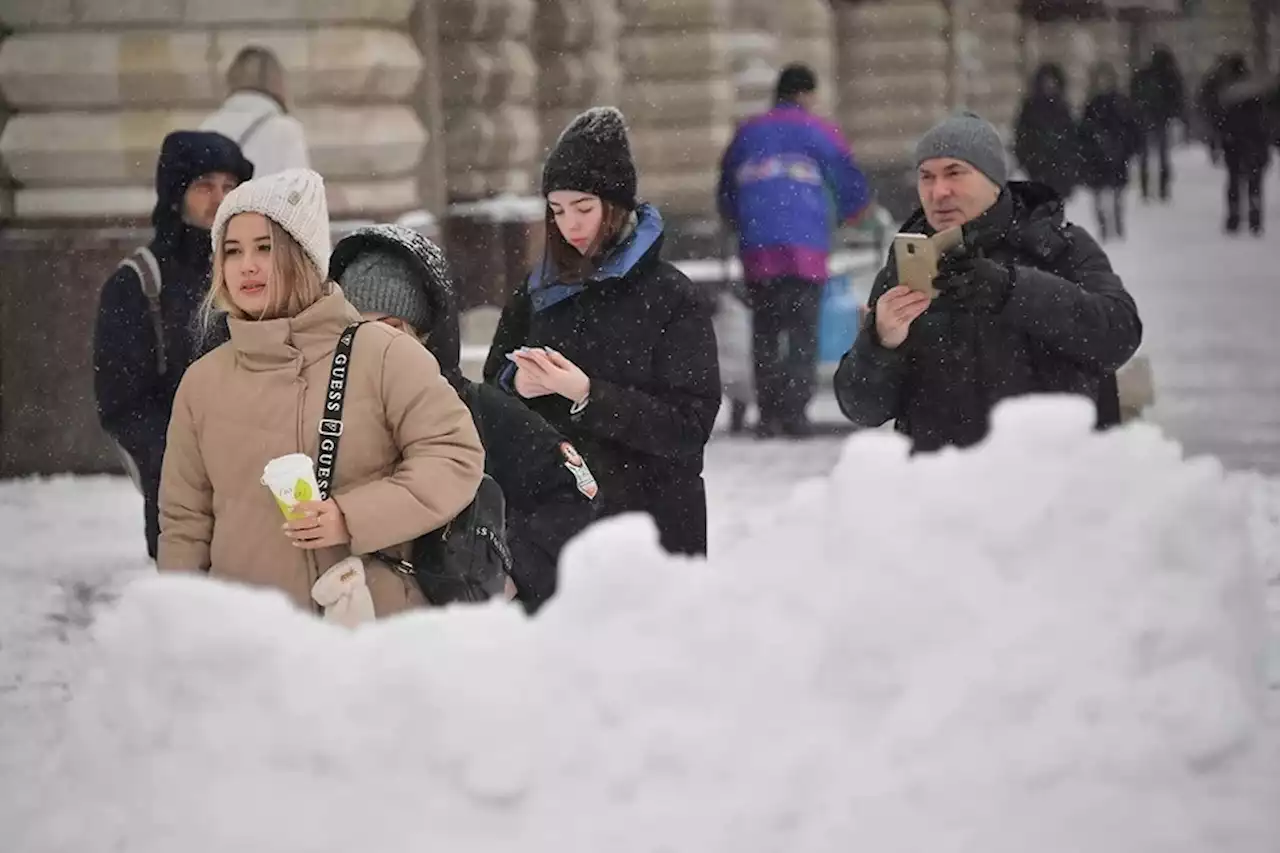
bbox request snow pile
[14,397,1279,853]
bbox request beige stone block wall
[0,29,421,109]
[835,0,951,171]
[620,0,734,216]
[3,106,424,218]
[777,0,837,118]
[724,0,835,122]
[0,2,427,222]
[951,0,1023,136]
[725,20,778,123]
[535,0,622,169]
[437,0,541,201]
[1024,19,1129,110]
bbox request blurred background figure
[1078,62,1142,242]
[201,45,311,176]
[1130,44,1186,203]
[1014,62,1081,202]
[718,63,871,439]
[1213,53,1274,236]
[1197,53,1234,165]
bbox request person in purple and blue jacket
[717,63,872,439]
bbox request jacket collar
[901,181,1065,252]
[227,286,361,373]
[529,203,664,313]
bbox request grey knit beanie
[914,111,1008,188]
[337,250,434,333]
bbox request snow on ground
[1064,148,1280,476]
[7,398,1280,853]
[2,149,1278,848]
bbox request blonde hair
[202,215,328,331]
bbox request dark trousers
[1138,122,1172,201]
[747,277,823,427]
[1224,150,1266,232]
[1092,187,1126,241]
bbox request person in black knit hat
[484,107,722,557]
[94,129,254,560]
[330,224,599,612]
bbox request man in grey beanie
[833,110,1143,451]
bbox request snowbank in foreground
[15,397,1279,853]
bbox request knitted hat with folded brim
[210,167,330,276]
[541,106,638,210]
[914,111,1008,188]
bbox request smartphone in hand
[893,226,962,298]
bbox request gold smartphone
[892,226,962,297]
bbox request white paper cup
[261,453,320,520]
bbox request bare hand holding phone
[874,285,931,349]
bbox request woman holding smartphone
[483,107,721,556]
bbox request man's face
[182,171,241,231]
[918,158,1001,232]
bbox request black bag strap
[119,246,167,375]
[236,111,273,148]
[315,322,365,502]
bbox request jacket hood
[1031,62,1067,98]
[528,202,665,313]
[328,225,462,377]
[153,130,254,254]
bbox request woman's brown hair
[201,215,328,332]
[544,198,633,284]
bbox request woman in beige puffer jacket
[157,168,484,617]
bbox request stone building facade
[0,0,1265,476]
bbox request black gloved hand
[934,246,1015,314]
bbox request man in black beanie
[834,111,1142,450]
[94,130,253,559]
[718,63,872,439]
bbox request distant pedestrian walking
[201,46,310,177]
[1078,63,1142,242]
[1014,63,1081,201]
[1130,45,1186,203]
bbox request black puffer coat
[834,182,1142,452]
[1015,64,1082,199]
[93,131,252,558]
[1216,57,1277,172]
[483,204,721,557]
[329,224,600,612]
[1079,91,1142,188]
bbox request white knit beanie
[211,168,331,277]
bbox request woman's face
[548,190,603,255]
[222,212,274,317]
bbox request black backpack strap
[315,322,365,502]
[118,246,167,375]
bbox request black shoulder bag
[317,323,513,605]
